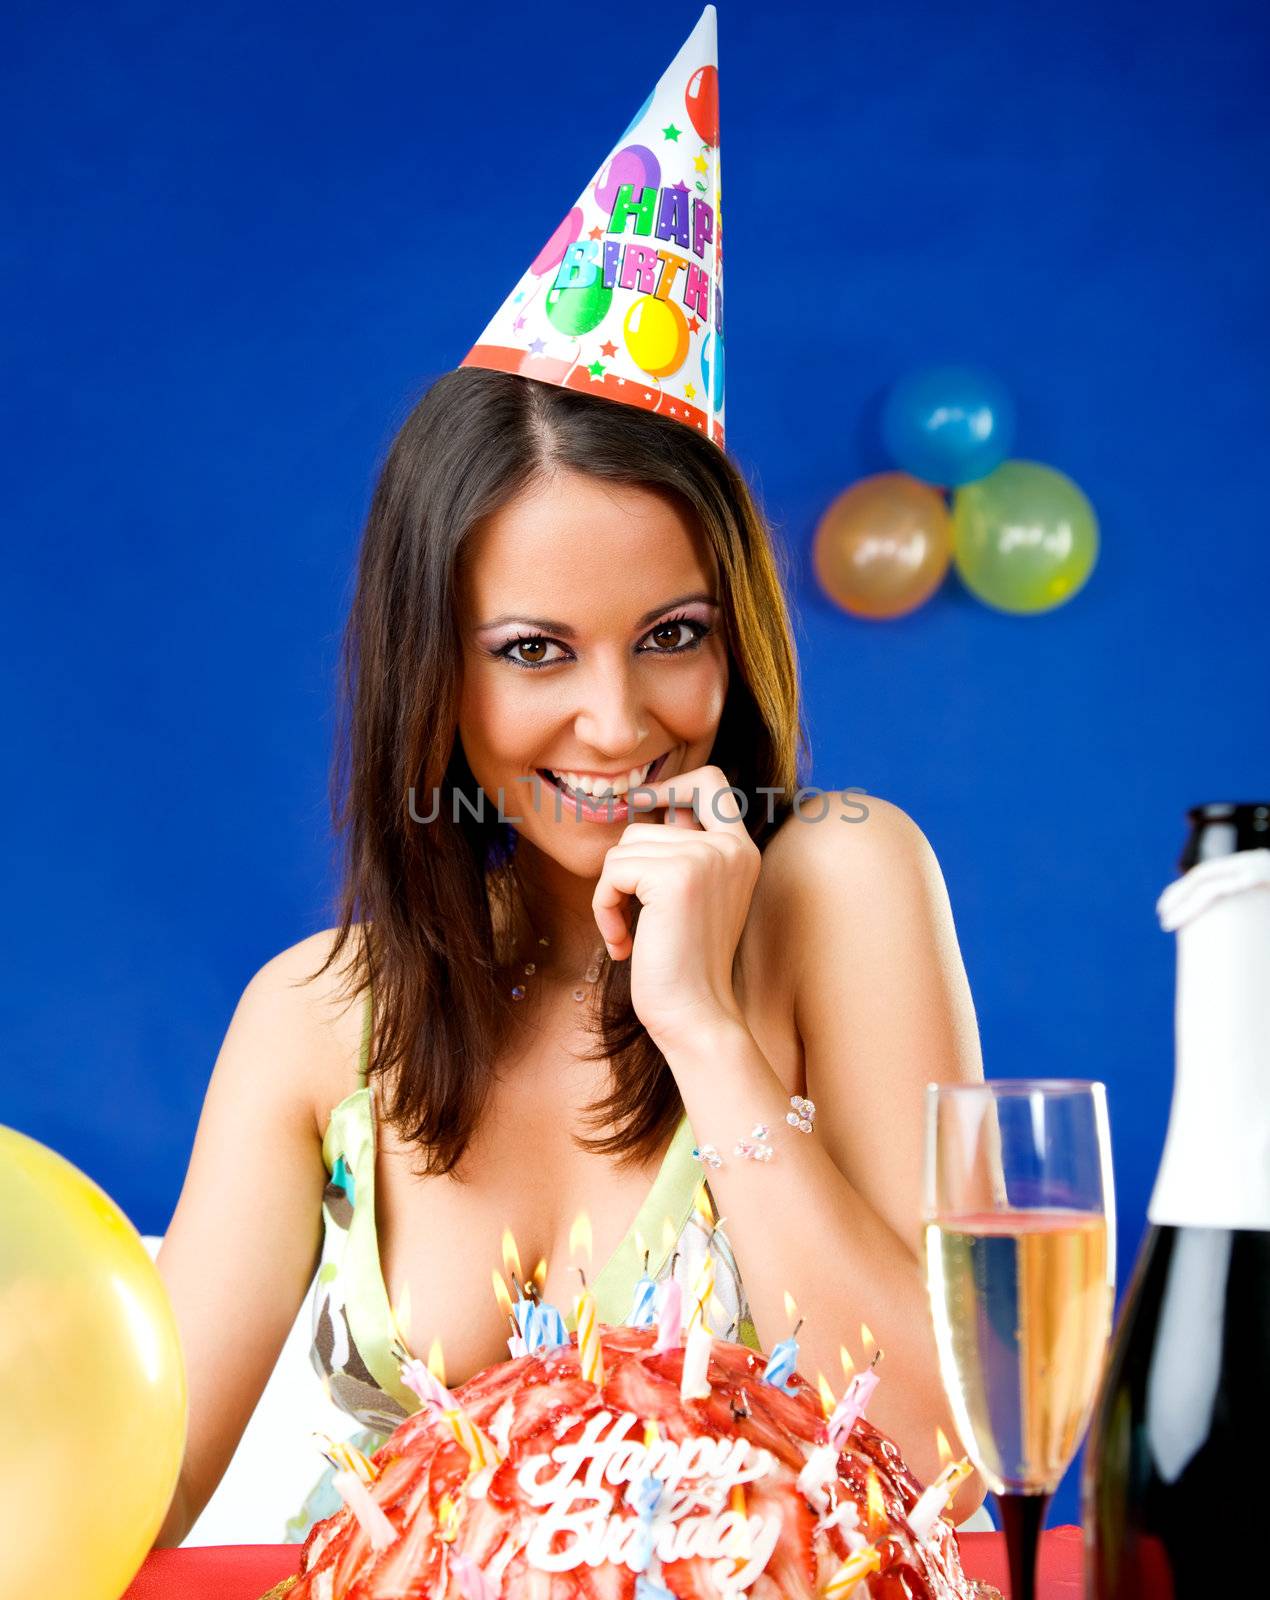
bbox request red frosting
[280,1325,983,1600]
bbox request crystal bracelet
[691,1095,817,1168]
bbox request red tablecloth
[121,1526,1084,1598]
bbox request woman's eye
[500,636,565,668]
[640,618,707,652]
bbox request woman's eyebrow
[475,591,719,639]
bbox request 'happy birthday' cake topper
[459,5,725,448]
[515,1408,778,1594]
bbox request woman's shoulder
[757,789,931,907]
[240,925,372,1142]
[749,790,951,989]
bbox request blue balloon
[881,365,1016,487]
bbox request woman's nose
[572,657,649,757]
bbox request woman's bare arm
[151,931,348,1546]
[665,795,988,1521]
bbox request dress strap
[357,983,373,1089]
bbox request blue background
[4,0,1267,1530]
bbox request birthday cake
[263,1323,995,1600]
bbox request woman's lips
[533,750,671,817]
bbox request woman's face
[457,468,728,877]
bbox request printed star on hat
[459,6,725,448]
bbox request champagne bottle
[1083,802,1270,1596]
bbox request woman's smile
[533,750,672,819]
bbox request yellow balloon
[0,1126,187,1598]
[812,472,953,619]
[623,294,690,378]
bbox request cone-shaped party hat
[460,6,724,448]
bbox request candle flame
[661,1215,678,1253]
[644,1420,660,1447]
[531,1257,548,1294]
[634,1227,647,1261]
[569,1210,593,1262]
[936,1426,953,1467]
[783,1290,798,1323]
[427,1337,447,1387]
[865,1468,886,1536]
[492,1269,513,1317]
[839,1344,855,1381]
[501,1227,523,1285]
[816,1372,837,1418]
[861,1322,875,1352]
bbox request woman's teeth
[544,759,657,800]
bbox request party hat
[460,6,725,448]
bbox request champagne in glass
[925,1082,1115,1600]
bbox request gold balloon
[0,1126,187,1598]
[812,472,953,619]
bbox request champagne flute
[924,1081,1115,1600]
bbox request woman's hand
[591,764,761,1057]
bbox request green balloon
[544,280,613,338]
[952,460,1098,614]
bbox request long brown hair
[312,366,808,1177]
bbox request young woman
[154,366,988,1547]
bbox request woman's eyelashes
[490,613,713,672]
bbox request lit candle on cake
[761,1311,802,1394]
[687,1249,715,1332]
[497,1267,531,1356]
[796,1442,840,1514]
[726,1483,752,1570]
[313,1431,378,1485]
[442,1405,500,1471]
[823,1543,882,1597]
[574,1271,605,1387]
[826,1350,882,1449]
[512,1288,537,1352]
[628,1250,658,1328]
[331,1469,398,1550]
[907,1433,974,1541]
[396,1335,454,1409]
[681,1235,713,1337]
[680,1310,713,1399]
[652,1267,683,1352]
[529,1297,568,1350]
